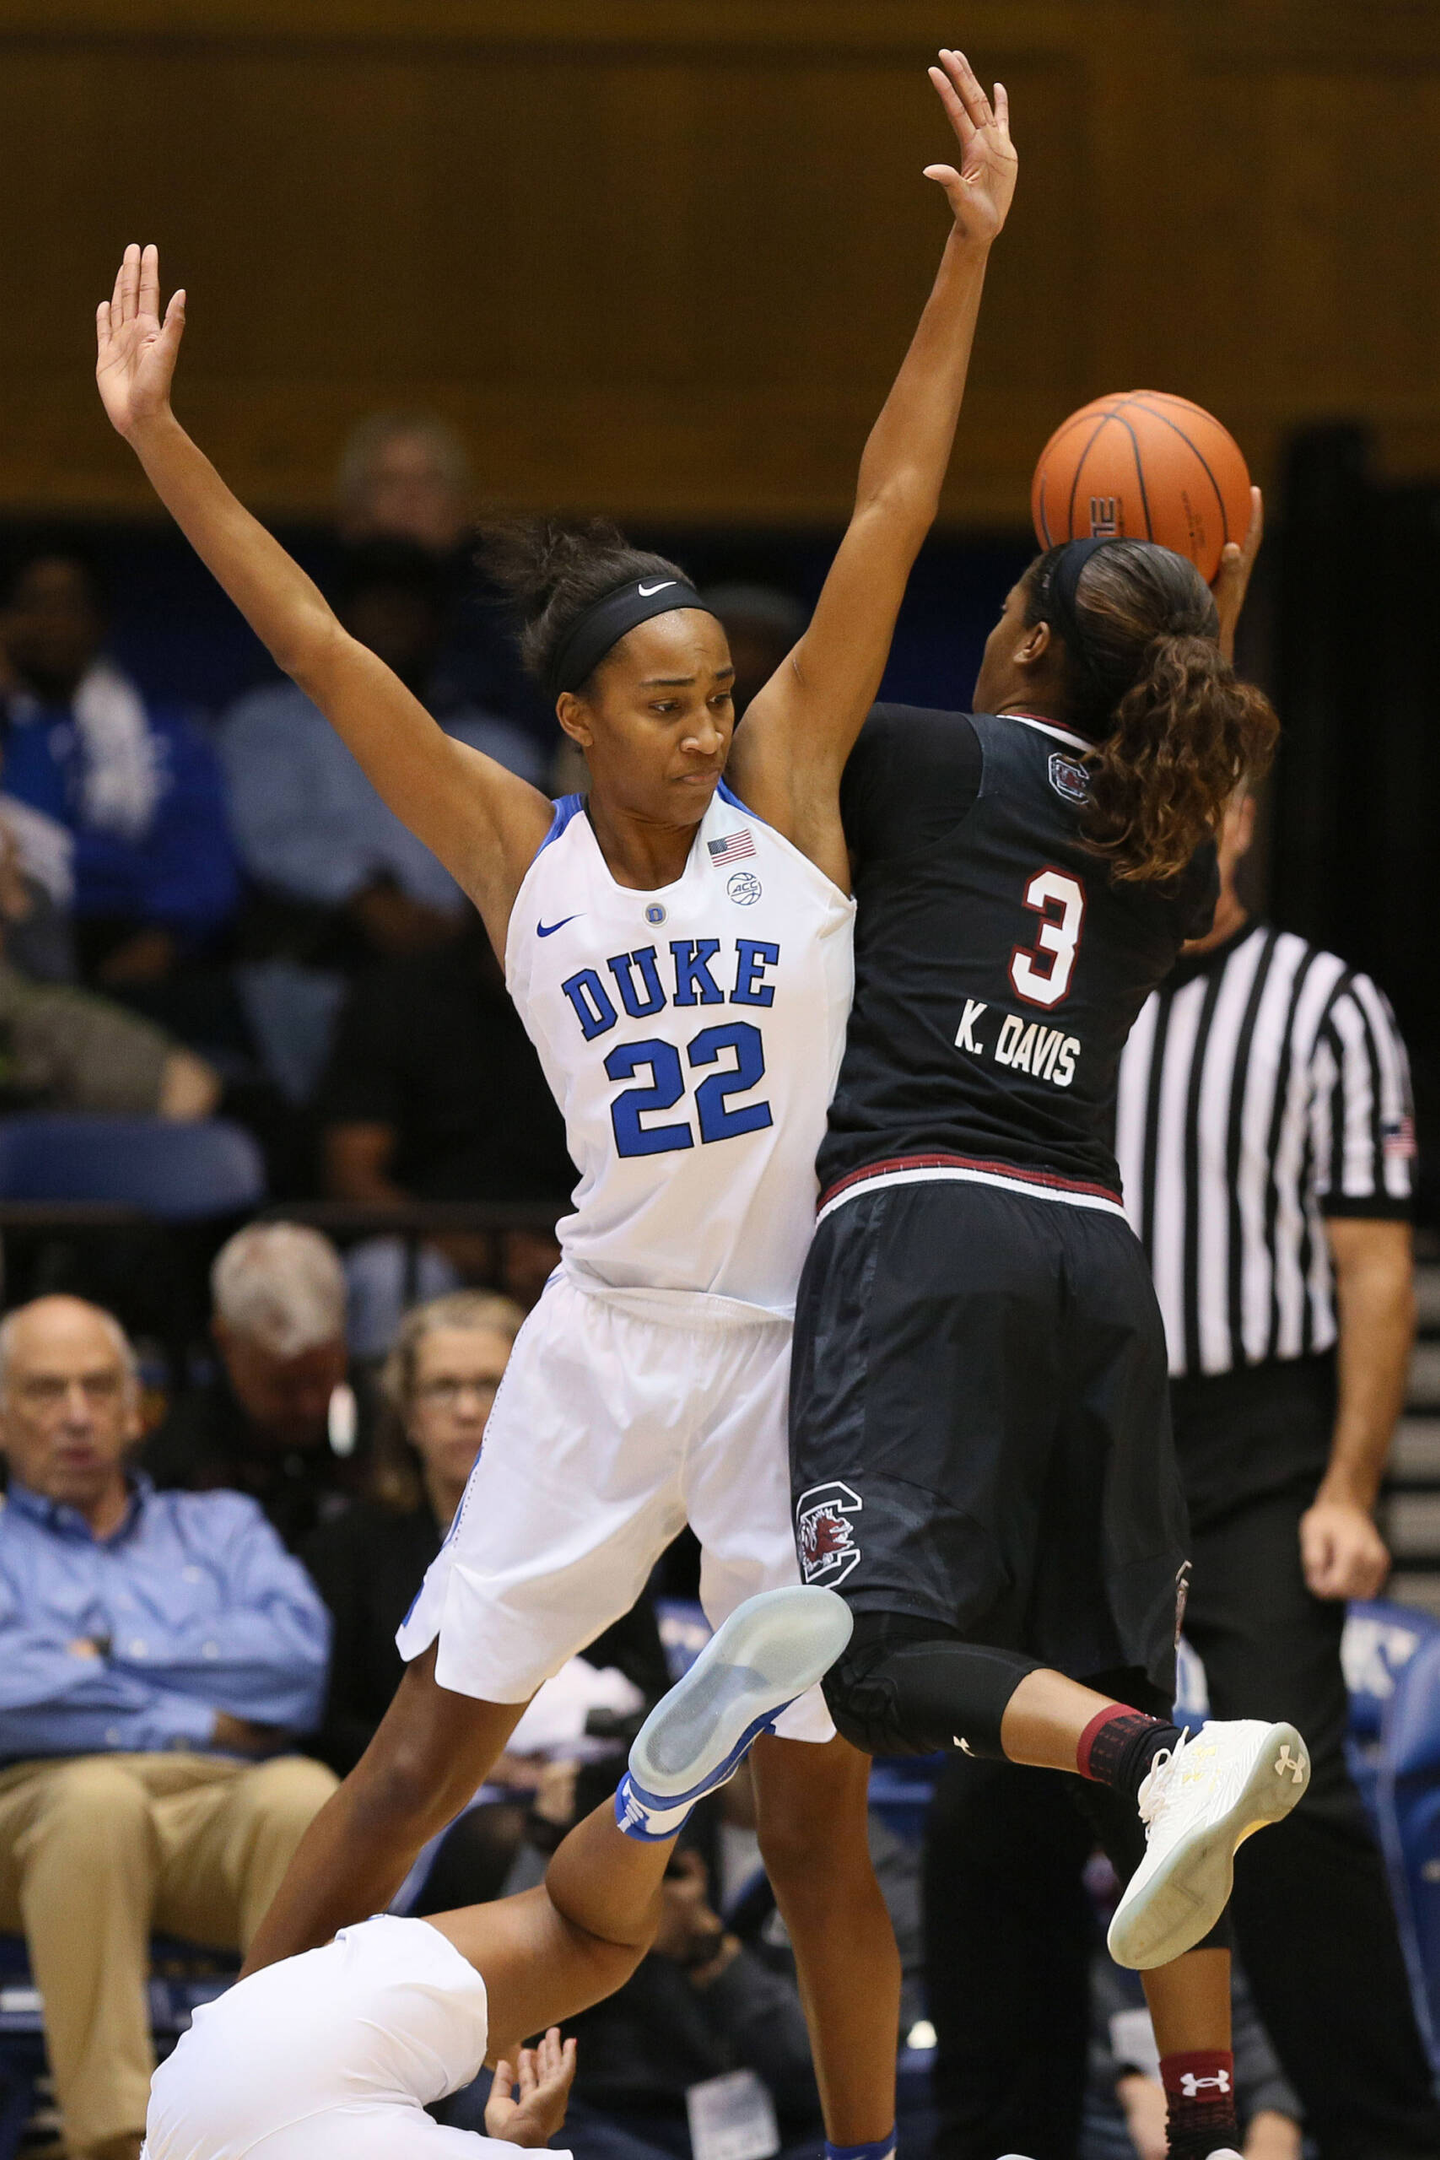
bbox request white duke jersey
[506,784,855,1314]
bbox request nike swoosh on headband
[637,581,676,597]
[537,915,581,937]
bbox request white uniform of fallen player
[399,784,854,1736]
[144,1915,532,2160]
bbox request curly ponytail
[1025,540,1278,883]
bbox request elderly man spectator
[0,1294,335,2160]
[142,1224,367,1550]
[0,545,239,992]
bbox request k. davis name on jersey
[955,996,1082,1089]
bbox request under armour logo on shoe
[1275,1744,1307,1784]
[1179,2070,1232,2098]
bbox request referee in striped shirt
[1112,788,1438,2156]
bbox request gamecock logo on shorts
[796,1480,863,1587]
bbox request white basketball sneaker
[615,1586,853,1840]
[1107,1719,1311,1969]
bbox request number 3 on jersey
[1009,868,1086,1008]
[606,1022,773,1157]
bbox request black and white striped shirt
[1115,921,1415,1379]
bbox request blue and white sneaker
[615,1586,853,1840]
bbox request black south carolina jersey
[818,704,1218,1201]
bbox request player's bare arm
[731,49,1017,885]
[95,243,552,954]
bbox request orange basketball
[1030,390,1251,585]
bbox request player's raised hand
[924,49,1017,245]
[485,2028,577,2148]
[96,242,186,440]
[1211,485,1264,664]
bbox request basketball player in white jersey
[143,1588,853,2160]
[96,52,1016,2152]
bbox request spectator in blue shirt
[0,1294,336,2160]
[222,540,541,958]
[0,545,240,994]
[220,540,543,1098]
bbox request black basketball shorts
[789,1172,1190,1696]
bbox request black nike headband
[1035,537,1121,655]
[543,576,712,708]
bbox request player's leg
[793,1185,1311,1974]
[248,1279,686,1974]
[243,1644,528,1973]
[149,1580,851,2160]
[686,1319,900,2154]
[750,1731,901,2149]
[1072,1756,1240,2160]
[431,1585,853,2054]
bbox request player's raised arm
[730,51,1016,877]
[95,245,552,950]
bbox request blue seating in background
[1371,1623,1440,2066]
[0,1115,265,1220]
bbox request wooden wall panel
[1,1,1438,523]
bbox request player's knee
[349,1719,487,1837]
[821,1646,940,1758]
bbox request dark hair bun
[477,517,691,691]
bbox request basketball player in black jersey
[791,533,1302,2160]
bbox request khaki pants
[0,1750,338,2152]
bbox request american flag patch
[1384,1116,1417,1159]
[707,829,756,867]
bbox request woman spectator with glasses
[303,1292,668,1906]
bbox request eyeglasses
[414,1377,501,1409]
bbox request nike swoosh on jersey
[637,581,675,597]
[537,915,582,937]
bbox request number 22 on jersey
[606,1023,772,1157]
[1009,868,1086,1009]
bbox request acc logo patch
[796,1480,862,1586]
[727,870,762,906]
[1048,752,1090,806]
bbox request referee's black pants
[924,1355,1440,2160]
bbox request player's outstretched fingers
[139,242,161,323]
[943,49,994,130]
[119,241,141,323]
[928,55,978,149]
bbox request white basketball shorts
[144,1914,534,2160]
[397,1272,832,1743]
